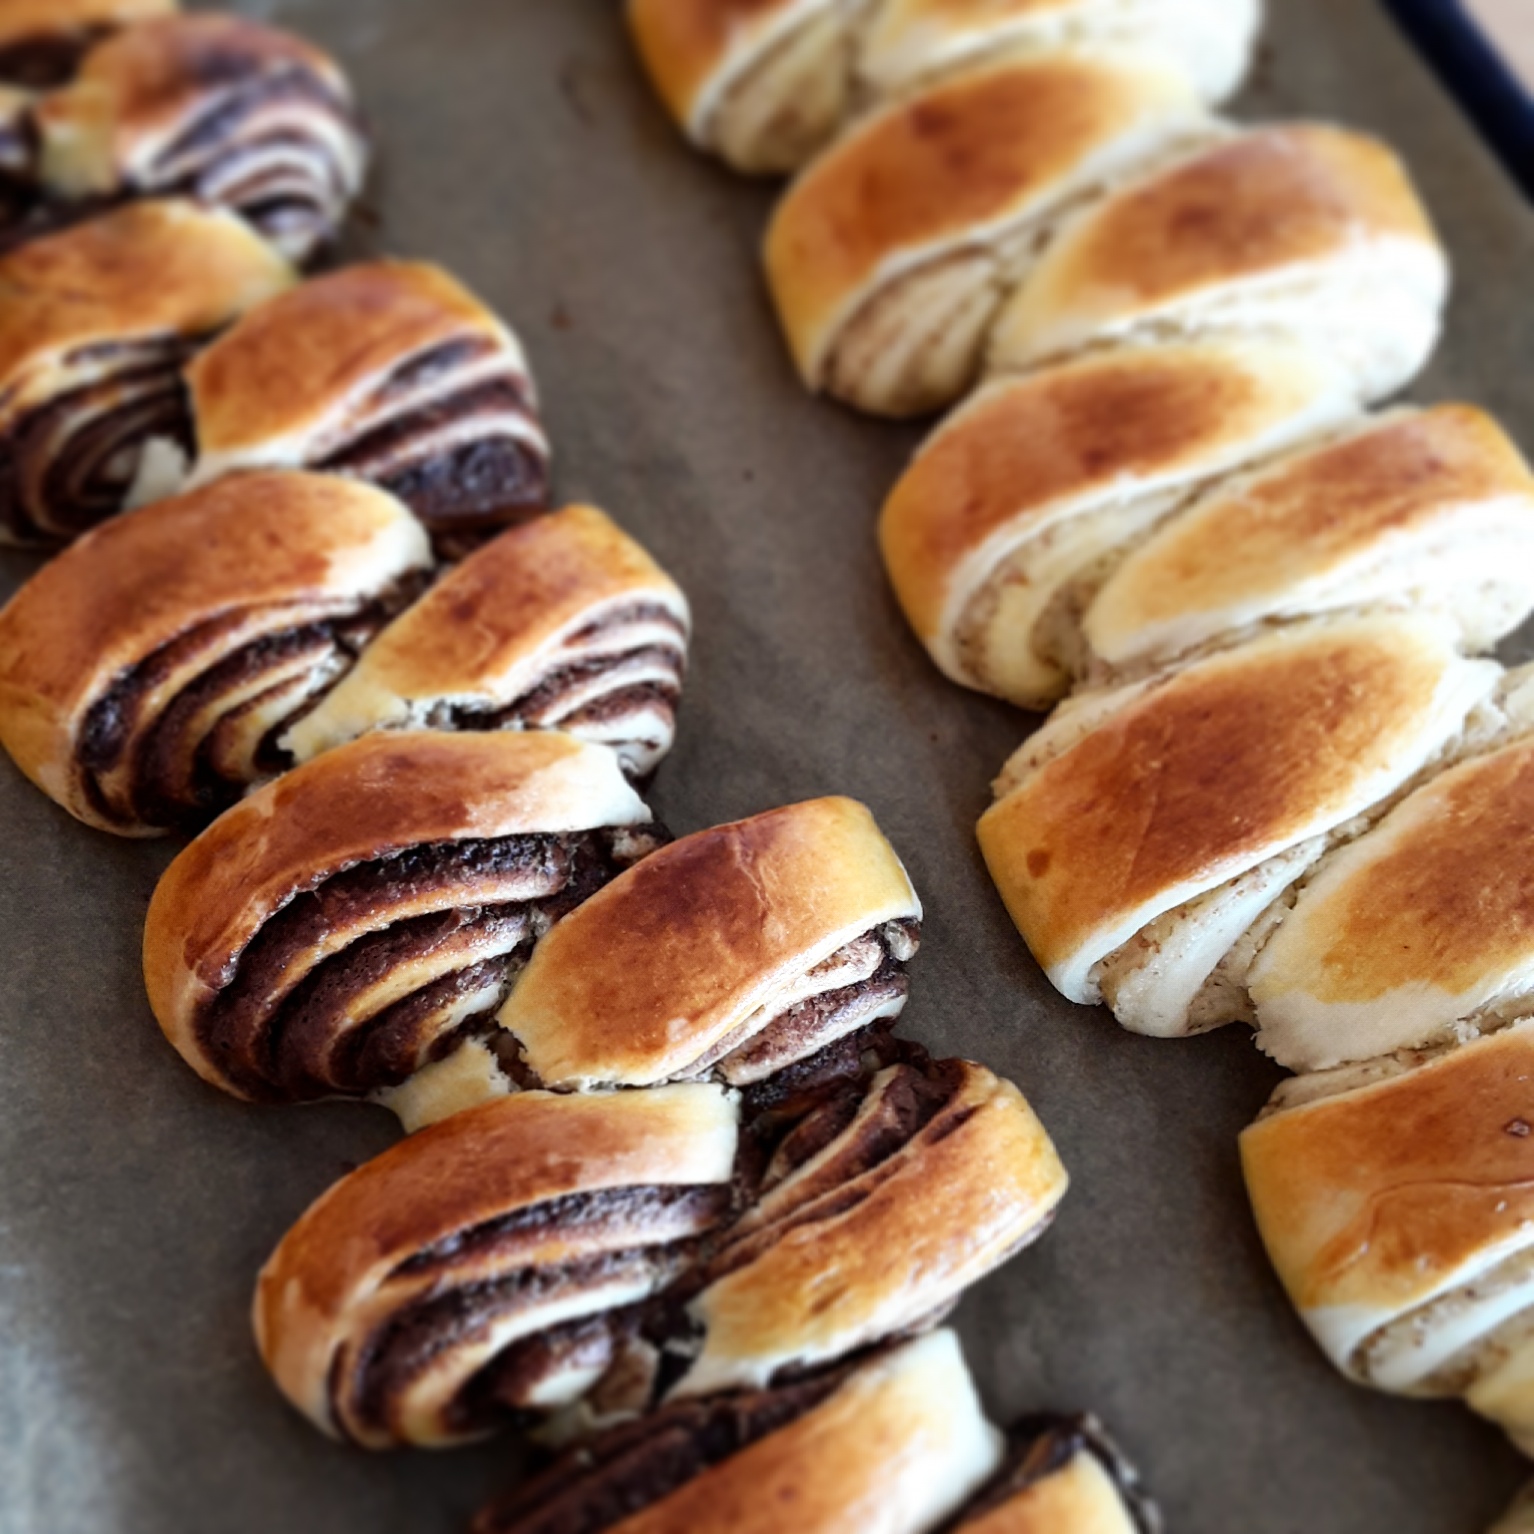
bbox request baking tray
[0,1,1529,1530]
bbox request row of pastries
[0,3,1162,1531]
[625,0,1534,1518]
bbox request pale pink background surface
[1466,0,1534,88]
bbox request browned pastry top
[1241,1026,1534,1316]
[0,200,294,399]
[0,0,173,52]
[188,259,516,459]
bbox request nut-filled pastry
[1081,405,1534,686]
[143,730,657,1105]
[174,260,551,543]
[953,1414,1160,1534]
[32,13,368,264]
[255,1056,1066,1445]
[496,796,923,1097]
[473,1331,1002,1532]
[625,0,1258,177]
[977,612,1502,1037]
[284,505,690,780]
[0,470,430,835]
[0,198,292,543]
[1249,724,1534,1073]
[988,124,1449,403]
[764,49,1213,416]
[879,338,1359,709]
[1241,1022,1534,1455]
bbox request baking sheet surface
[1,1,1530,1529]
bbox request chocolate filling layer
[0,27,116,88]
[197,826,664,1102]
[473,1363,858,1534]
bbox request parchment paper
[0,2,1528,1530]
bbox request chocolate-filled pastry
[474,1330,1003,1534]
[0,470,430,835]
[664,1054,1067,1400]
[497,796,923,1092]
[879,339,1359,709]
[0,198,292,543]
[989,125,1449,403]
[1248,722,1534,1073]
[951,1414,1159,1534]
[255,1084,741,1449]
[763,50,1212,416]
[1241,1022,1534,1455]
[142,730,656,1105]
[0,0,173,87]
[625,0,1257,178]
[175,260,551,541]
[977,612,1501,1037]
[1082,405,1534,685]
[33,13,367,264]
[284,505,690,780]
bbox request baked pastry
[763,50,1212,416]
[1240,1022,1534,1455]
[954,1414,1160,1534]
[977,612,1501,1037]
[142,729,656,1105]
[0,0,174,87]
[283,504,691,780]
[0,469,430,835]
[625,0,1257,177]
[1082,405,1534,684]
[175,260,551,543]
[0,198,292,543]
[1249,723,1534,1073]
[473,1330,1003,1533]
[878,339,1359,709]
[254,1084,741,1449]
[496,796,923,1094]
[33,13,368,264]
[988,125,1449,403]
[665,1053,1067,1400]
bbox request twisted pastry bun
[0,469,430,835]
[473,1330,1002,1533]
[669,1053,1067,1399]
[1082,405,1534,686]
[178,260,551,544]
[764,50,1212,416]
[878,339,1360,709]
[977,612,1501,1036]
[0,199,292,543]
[497,796,922,1094]
[143,729,655,1105]
[626,0,1257,177]
[989,124,1449,402]
[255,1084,741,1449]
[954,1415,1160,1534]
[1249,722,1534,1073]
[33,13,368,264]
[1241,1022,1534,1456]
[0,0,173,87]
[284,505,691,780]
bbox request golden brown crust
[143,730,649,1075]
[187,260,512,465]
[879,340,1349,646]
[961,1450,1140,1534]
[1086,405,1534,666]
[0,200,294,410]
[1251,736,1534,1044]
[626,0,816,129]
[0,0,172,50]
[499,797,920,1087]
[764,51,1200,384]
[284,504,688,760]
[685,1062,1068,1391]
[977,615,1489,1000]
[0,470,426,828]
[1240,1025,1534,1320]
